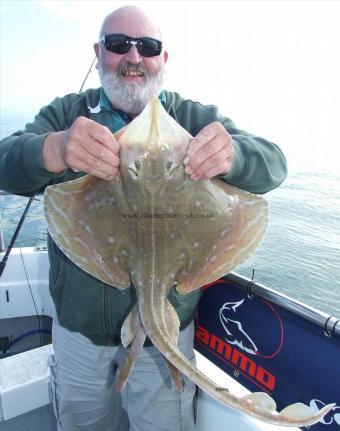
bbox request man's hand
[184,122,233,180]
[43,117,120,180]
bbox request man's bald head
[99,5,162,41]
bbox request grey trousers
[48,317,197,431]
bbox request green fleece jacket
[0,88,287,345]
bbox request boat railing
[225,272,340,335]
[0,190,7,251]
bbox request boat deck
[2,404,57,431]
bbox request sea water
[0,114,339,318]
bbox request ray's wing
[176,179,268,293]
[44,175,130,288]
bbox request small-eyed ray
[44,99,334,427]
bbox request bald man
[0,6,287,431]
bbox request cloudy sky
[1,0,339,169]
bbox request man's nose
[125,44,142,63]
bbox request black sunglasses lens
[105,35,130,54]
[103,35,162,57]
[138,38,162,57]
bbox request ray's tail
[141,305,334,427]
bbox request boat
[0,192,339,431]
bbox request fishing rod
[79,56,96,93]
[0,195,35,277]
[0,56,96,279]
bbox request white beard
[97,55,165,116]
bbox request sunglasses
[99,34,162,57]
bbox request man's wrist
[43,131,67,173]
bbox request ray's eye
[128,160,141,179]
[166,160,178,176]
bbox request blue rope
[2,329,51,354]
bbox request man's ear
[163,50,169,63]
[94,43,100,58]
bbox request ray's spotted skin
[44,99,334,427]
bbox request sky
[0,0,340,171]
